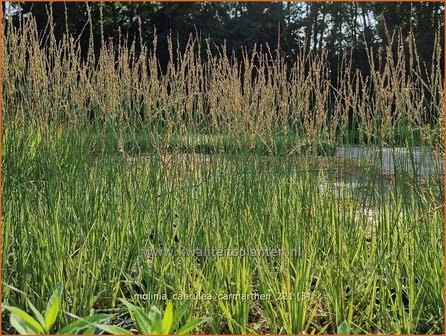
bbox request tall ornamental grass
[2,12,444,334]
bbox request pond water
[334,146,444,176]
[319,146,444,224]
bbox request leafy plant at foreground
[2,285,208,334]
[2,284,125,334]
[120,299,209,335]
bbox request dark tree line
[4,2,445,76]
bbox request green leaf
[91,323,133,335]
[120,298,153,334]
[3,305,45,334]
[58,314,113,334]
[147,306,163,334]
[44,284,63,332]
[176,317,208,335]
[162,302,173,334]
[82,326,97,334]
[171,300,189,332]
[337,320,350,335]
[10,314,41,335]
[26,299,45,329]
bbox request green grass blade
[176,317,209,335]
[91,323,133,335]
[171,301,190,332]
[26,299,45,329]
[162,301,173,334]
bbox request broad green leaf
[82,326,97,334]
[3,305,45,334]
[58,313,113,334]
[337,320,350,335]
[120,299,153,334]
[147,306,163,334]
[44,284,63,332]
[162,302,173,334]
[10,314,41,335]
[176,317,209,335]
[91,323,133,335]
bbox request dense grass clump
[2,13,444,334]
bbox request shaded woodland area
[4,2,445,76]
